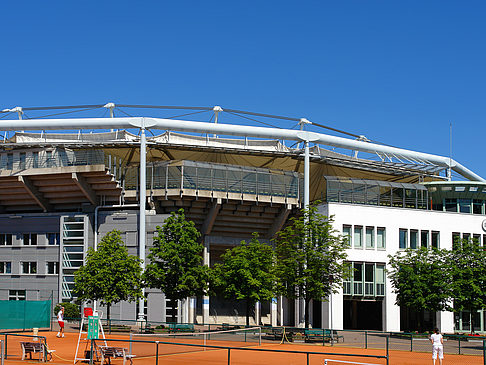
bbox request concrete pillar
[384,290,400,332]
[203,237,210,323]
[271,298,278,326]
[294,299,300,327]
[188,297,196,324]
[438,310,454,333]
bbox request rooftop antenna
[448,122,452,181]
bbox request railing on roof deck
[124,163,302,200]
[0,149,106,170]
[325,178,429,209]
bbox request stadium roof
[0,104,481,183]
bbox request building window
[9,290,26,301]
[0,262,11,274]
[354,226,363,248]
[7,153,13,170]
[364,263,374,295]
[353,263,363,295]
[46,262,59,275]
[463,233,471,242]
[19,153,26,169]
[399,229,408,249]
[46,151,54,168]
[23,233,37,246]
[365,227,374,248]
[0,233,12,245]
[445,199,457,212]
[473,200,483,215]
[376,264,385,296]
[421,230,429,248]
[377,228,386,249]
[431,231,440,249]
[21,262,37,274]
[47,233,60,246]
[342,225,351,247]
[452,232,461,248]
[458,199,471,214]
[32,152,39,168]
[410,230,418,249]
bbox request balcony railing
[125,161,302,200]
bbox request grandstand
[0,103,483,333]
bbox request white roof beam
[0,116,483,182]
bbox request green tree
[274,204,349,328]
[54,302,80,320]
[450,237,486,333]
[388,247,452,331]
[73,230,143,320]
[212,234,275,326]
[143,209,211,321]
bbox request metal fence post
[307,352,310,365]
[89,340,94,365]
[483,339,485,365]
[227,348,231,365]
[386,335,389,365]
[459,336,461,355]
[1,339,4,365]
[155,342,159,365]
[365,331,368,349]
[410,333,413,352]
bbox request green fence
[0,300,51,330]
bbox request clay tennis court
[2,331,483,365]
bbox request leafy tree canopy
[212,233,275,325]
[143,209,211,303]
[388,247,453,313]
[274,203,349,327]
[73,230,143,319]
[450,238,486,314]
[54,302,80,319]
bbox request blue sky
[1,1,485,179]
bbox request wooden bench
[304,329,344,343]
[218,323,241,331]
[99,346,135,365]
[167,323,194,333]
[21,341,45,361]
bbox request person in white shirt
[56,306,65,338]
[430,327,444,365]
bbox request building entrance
[344,299,383,330]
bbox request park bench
[304,329,343,343]
[218,323,241,331]
[21,341,46,361]
[99,346,135,365]
[167,323,194,333]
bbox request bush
[54,302,80,319]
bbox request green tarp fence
[0,300,51,330]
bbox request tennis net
[128,327,262,358]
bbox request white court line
[324,359,381,365]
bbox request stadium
[0,103,484,336]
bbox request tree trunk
[304,298,310,328]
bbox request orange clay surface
[2,331,483,365]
